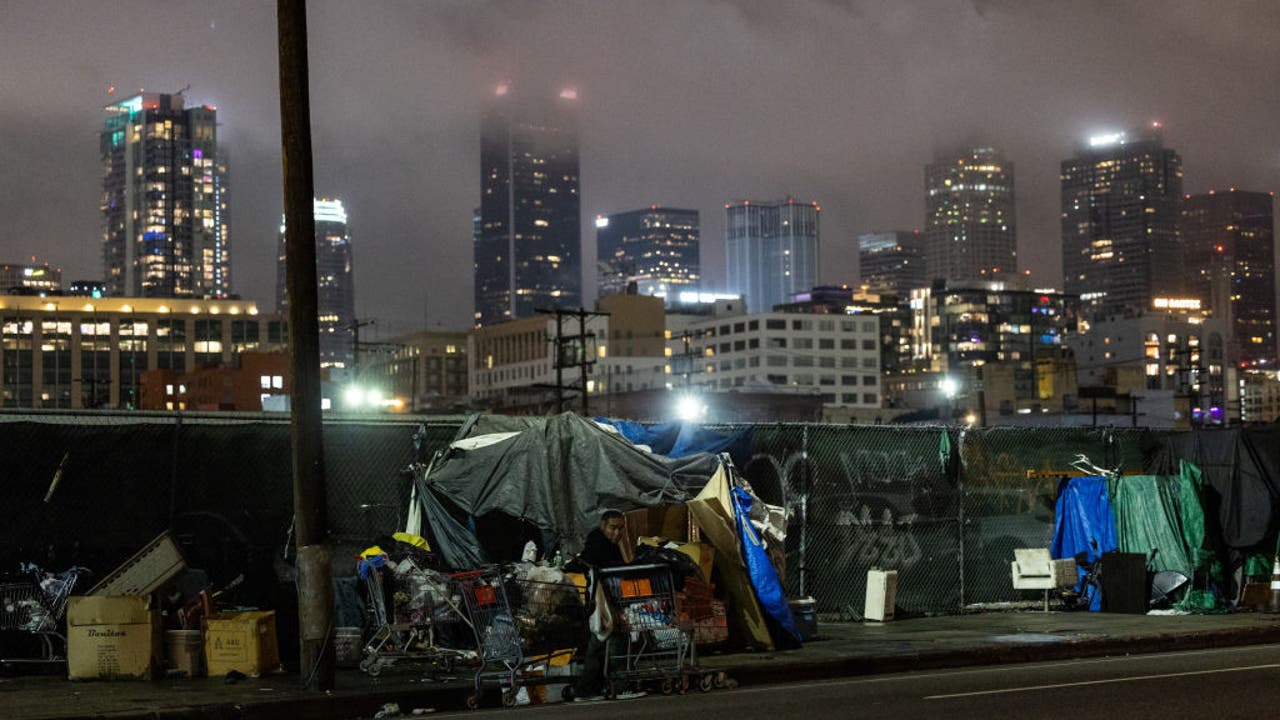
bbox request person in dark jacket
[571,510,644,701]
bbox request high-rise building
[475,83,581,327]
[1181,190,1277,367]
[924,147,1016,284]
[858,231,926,295]
[1061,125,1183,315]
[596,207,700,298]
[725,199,820,313]
[277,198,355,368]
[101,92,230,299]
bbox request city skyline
[2,1,1278,337]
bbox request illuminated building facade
[596,207,699,298]
[0,296,282,410]
[277,199,356,368]
[0,262,62,295]
[924,147,1017,283]
[475,84,581,327]
[1061,126,1183,315]
[101,92,230,299]
[1181,190,1276,368]
[725,199,820,313]
[858,231,926,295]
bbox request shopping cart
[0,566,87,669]
[358,560,470,677]
[597,562,703,695]
[455,567,586,708]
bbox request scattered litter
[373,702,402,719]
[411,709,435,716]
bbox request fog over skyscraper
[474,83,581,327]
[858,230,925,296]
[277,198,355,368]
[923,147,1017,285]
[101,92,230,298]
[1061,125,1183,315]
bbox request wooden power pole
[277,0,334,691]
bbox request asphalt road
[439,644,1280,720]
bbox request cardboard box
[66,595,161,680]
[205,611,281,677]
[624,504,689,543]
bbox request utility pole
[277,0,333,691]
[536,307,608,415]
[348,318,375,375]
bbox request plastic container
[165,629,204,677]
[90,532,186,596]
[788,596,817,641]
[334,626,363,668]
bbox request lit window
[272,375,284,389]
[166,384,174,395]
[260,375,271,389]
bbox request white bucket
[335,626,363,668]
[165,629,204,677]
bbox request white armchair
[1011,548,1078,611]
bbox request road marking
[923,663,1280,700]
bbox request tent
[410,412,722,568]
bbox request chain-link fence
[0,411,1185,619]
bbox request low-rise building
[0,296,284,409]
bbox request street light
[674,393,707,423]
[941,376,959,424]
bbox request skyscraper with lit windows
[923,147,1017,284]
[1061,125,1183,315]
[277,199,355,368]
[725,199,820,313]
[1182,190,1277,367]
[596,207,699,298]
[858,230,926,296]
[475,83,581,327]
[101,92,230,298]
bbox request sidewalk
[6,610,1280,720]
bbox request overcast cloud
[1,0,1277,336]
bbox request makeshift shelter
[594,418,753,469]
[408,412,796,649]
[409,413,721,568]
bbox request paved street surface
[446,644,1280,720]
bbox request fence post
[799,423,809,598]
[955,428,966,610]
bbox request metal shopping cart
[0,566,87,669]
[596,562,703,695]
[358,559,470,677]
[455,567,586,708]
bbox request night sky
[2,0,1277,336]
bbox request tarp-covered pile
[408,412,796,648]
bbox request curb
[720,625,1280,688]
[30,626,1280,719]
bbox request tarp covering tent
[594,419,753,469]
[412,413,722,568]
[1050,475,1118,612]
[1109,461,1214,610]
[1160,426,1280,551]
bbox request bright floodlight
[343,385,365,408]
[964,413,978,426]
[941,377,959,398]
[675,395,707,422]
[366,389,385,407]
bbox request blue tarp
[730,486,800,643]
[596,419,753,469]
[1050,475,1118,611]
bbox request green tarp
[1109,461,1214,610]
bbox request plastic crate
[89,532,186,596]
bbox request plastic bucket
[334,627,363,668]
[165,629,205,677]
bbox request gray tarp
[415,412,722,568]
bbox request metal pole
[955,427,965,610]
[579,308,589,416]
[555,312,564,413]
[799,424,809,597]
[277,0,333,691]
